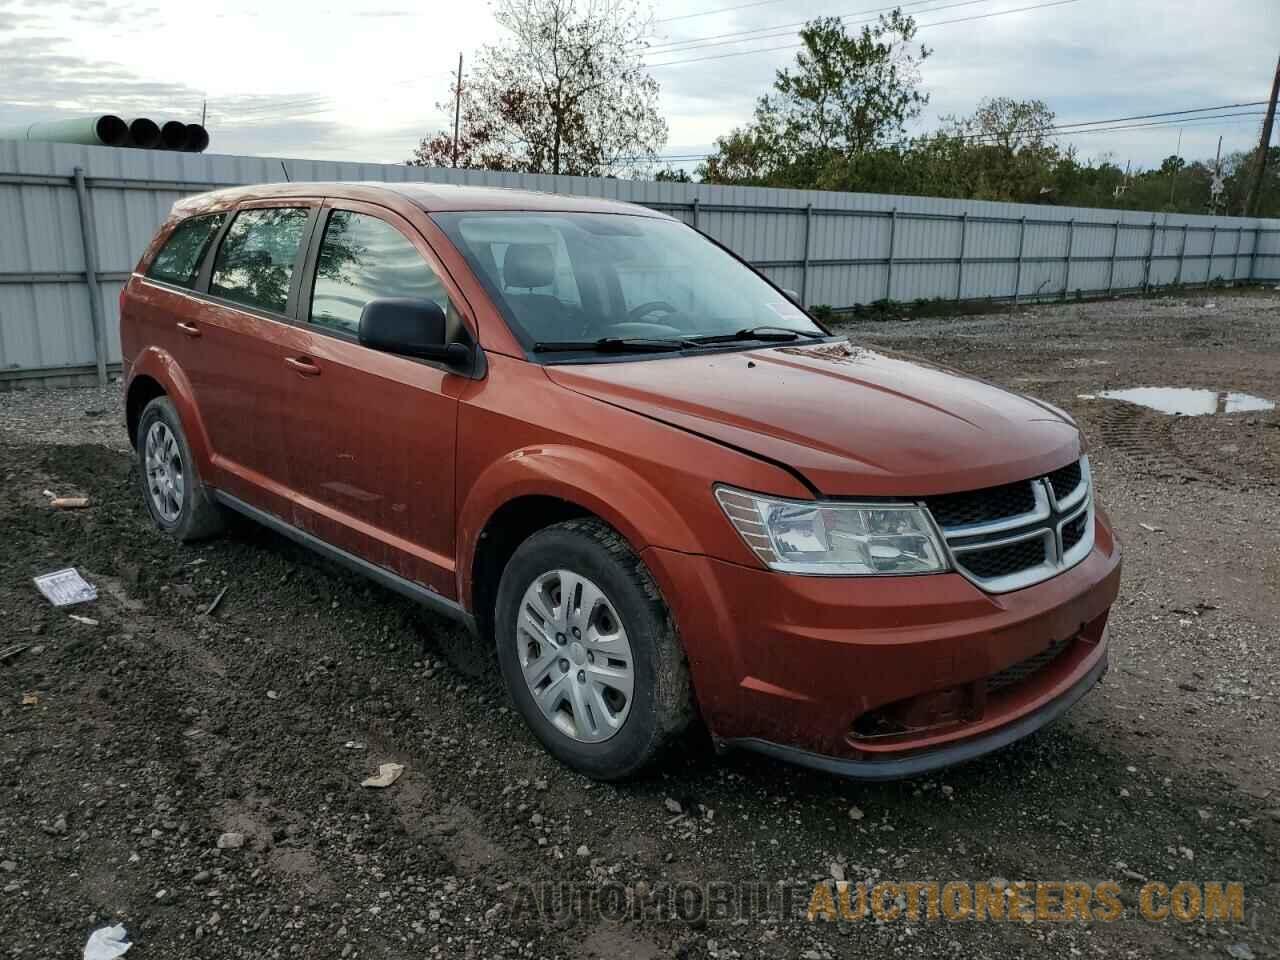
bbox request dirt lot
[0,291,1277,959]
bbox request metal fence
[3,139,1279,387]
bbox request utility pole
[1168,127,1183,207]
[452,53,463,168]
[1244,52,1280,217]
[201,98,207,127]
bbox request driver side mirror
[781,288,802,305]
[358,297,471,367]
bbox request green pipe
[0,115,130,146]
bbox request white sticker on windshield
[766,300,806,320]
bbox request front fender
[456,443,703,609]
[127,346,215,477]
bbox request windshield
[431,211,827,357]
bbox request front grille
[987,636,1072,694]
[1047,461,1083,501]
[924,479,1036,529]
[1061,509,1089,552]
[927,457,1094,593]
[956,537,1046,580]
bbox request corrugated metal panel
[2,139,1278,381]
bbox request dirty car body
[119,182,1121,781]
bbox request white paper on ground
[361,762,405,788]
[33,568,97,607]
[83,924,131,960]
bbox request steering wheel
[627,300,679,323]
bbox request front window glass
[432,212,823,355]
[209,207,310,313]
[310,210,451,336]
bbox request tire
[136,396,226,542]
[495,518,692,780]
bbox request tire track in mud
[1097,401,1209,484]
[1097,400,1277,489]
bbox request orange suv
[120,183,1121,781]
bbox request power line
[647,0,1081,67]
[647,0,993,55]
[953,104,1268,145]
[629,110,1267,163]
[655,0,804,25]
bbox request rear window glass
[146,214,226,288]
[209,207,310,313]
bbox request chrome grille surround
[927,457,1094,594]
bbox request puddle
[1079,387,1275,416]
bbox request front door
[282,200,472,599]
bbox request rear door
[282,199,473,597]
[185,199,321,517]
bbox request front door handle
[176,321,201,339]
[284,356,321,377]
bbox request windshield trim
[430,210,831,364]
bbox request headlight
[715,486,949,576]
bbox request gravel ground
[0,291,1277,959]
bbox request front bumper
[726,646,1107,780]
[640,508,1121,778]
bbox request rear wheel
[495,519,692,780]
[136,397,226,541]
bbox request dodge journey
[120,182,1121,781]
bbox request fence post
[1248,226,1258,282]
[1062,218,1074,299]
[72,166,108,387]
[1142,217,1157,292]
[1107,219,1120,295]
[1013,216,1026,305]
[955,211,967,302]
[800,202,813,307]
[691,196,700,231]
[1175,224,1188,286]
[885,207,897,302]
[1231,226,1243,283]
[1207,224,1218,284]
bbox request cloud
[0,0,1275,169]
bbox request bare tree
[409,0,667,176]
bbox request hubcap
[144,421,184,523]
[516,569,635,743]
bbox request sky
[0,0,1276,174]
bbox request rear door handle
[176,321,201,339]
[284,356,321,377]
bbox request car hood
[544,340,1082,497]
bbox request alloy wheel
[144,420,184,523]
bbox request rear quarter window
[146,213,226,288]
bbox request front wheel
[495,519,692,780]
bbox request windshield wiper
[684,325,825,346]
[532,337,686,354]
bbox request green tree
[698,11,930,187]
[409,0,667,176]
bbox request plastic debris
[203,586,229,616]
[83,924,131,960]
[51,497,90,509]
[34,568,97,607]
[21,692,39,706]
[0,643,31,663]
[69,615,100,626]
[361,762,405,788]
